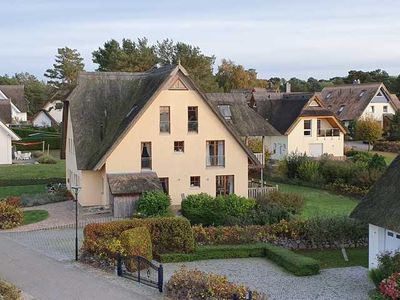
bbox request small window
[359,90,365,97]
[141,142,152,169]
[396,234,400,239]
[159,177,169,194]
[218,105,232,120]
[377,91,383,97]
[326,92,332,99]
[304,120,312,136]
[188,106,198,132]
[190,176,200,188]
[383,106,388,113]
[160,106,170,133]
[206,140,225,166]
[338,105,345,115]
[174,141,184,153]
[371,106,375,113]
[388,232,394,237]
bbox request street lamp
[71,186,81,261]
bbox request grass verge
[23,210,49,225]
[0,185,46,198]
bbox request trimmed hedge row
[0,178,65,187]
[159,243,320,276]
[83,217,195,259]
[373,140,400,153]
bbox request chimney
[286,82,291,93]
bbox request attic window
[309,100,320,107]
[170,78,188,90]
[338,105,345,115]
[218,105,232,120]
[326,93,332,99]
[359,90,366,97]
[377,91,383,97]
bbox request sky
[2,0,400,81]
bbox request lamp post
[71,186,81,261]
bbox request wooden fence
[248,185,278,199]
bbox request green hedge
[264,244,320,276]
[0,178,65,187]
[160,243,320,276]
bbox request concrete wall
[105,89,249,205]
[0,127,12,164]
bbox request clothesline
[12,141,44,146]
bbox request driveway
[0,234,162,300]
[164,258,374,300]
[345,141,370,151]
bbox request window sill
[206,165,225,168]
[174,151,185,154]
[189,186,200,189]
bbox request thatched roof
[321,83,400,121]
[0,85,28,112]
[255,93,335,134]
[351,155,400,232]
[0,99,12,124]
[206,93,281,137]
[107,172,162,195]
[67,65,261,170]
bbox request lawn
[296,248,368,269]
[23,210,49,225]
[0,185,46,198]
[0,160,65,180]
[275,182,359,219]
[371,151,397,165]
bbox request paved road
[0,234,162,300]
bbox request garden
[80,190,369,299]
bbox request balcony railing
[254,153,264,165]
[206,155,225,167]
[317,128,340,137]
[141,157,152,169]
[248,185,278,199]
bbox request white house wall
[361,93,396,123]
[264,135,288,160]
[369,224,400,269]
[0,128,12,164]
[32,112,52,127]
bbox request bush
[242,204,292,226]
[379,272,400,300]
[37,154,57,164]
[20,189,70,207]
[285,153,309,179]
[5,197,21,207]
[257,190,304,215]
[120,227,153,272]
[137,191,171,217]
[297,160,321,183]
[370,251,400,288]
[0,201,23,229]
[82,217,195,259]
[166,267,266,300]
[181,193,256,226]
[32,151,45,158]
[0,279,21,300]
[264,244,320,276]
[373,140,400,153]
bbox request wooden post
[261,136,265,187]
[42,141,45,153]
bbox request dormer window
[218,105,232,120]
[338,105,345,115]
[326,93,332,99]
[359,90,366,97]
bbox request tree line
[2,37,400,115]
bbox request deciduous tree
[355,116,383,150]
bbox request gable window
[383,106,388,113]
[190,176,200,188]
[160,106,170,133]
[371,106,375,113]
[218,105,232,120]
[159,177,169,194]
[170,78,188,90]
[338,105,345,115]
[188,106,198,132]
[206,140,225,167]
[216,175,234,196]
[377,91,383,97]
[141,142,152,169]
[304,120,312,136]
[174,141,184,153]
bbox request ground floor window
[216,175,234,196]
[190,176,200,188]
[159,177,169,194]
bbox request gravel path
[164,258,374,300]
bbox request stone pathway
[164,258,374,300]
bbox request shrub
[285,152,309,179]
[0,201,24,229]
[370,251,400,288]
[82,217,195,259]
[20,189,70,207]
[0,279,21,300]
[319,159,356,184]
[32,151,45,158]
[242,204,292,226]
[379,272,400,300]
[120,227,152,272]
[257,190,304,215]
[297,160,321,183]
[166,267,266,300]
[5,197,21,207]
[373,140,400,153]
[264,244,320,276]
[37,154,57,164]
[181,193,255,226]
[137,191,171,217]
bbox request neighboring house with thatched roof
[0,85,28,124]
[351,156,400,269]
[253,92,347,159]
[0,120,20,164]
[64,65,260,216]
[321,83,400,127]
[32,110,58,128]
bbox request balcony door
[216,175,234,196]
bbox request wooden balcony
[317,128,340,137]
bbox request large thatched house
[351,156,400,269]
[0,85,28,124]
[321,83,400,127]
[63,65,260,216]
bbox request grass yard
[296,248,368,269]
[371,151,397,165]
[274,182,359,219]
[23,210,49,225]
[0,185,46,198]
[0,159,65,180]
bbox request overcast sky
[2,0,400,81]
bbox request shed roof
[350,156,400,233]
[107,172,162,195]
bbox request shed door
[113,194,139,218]
[309,143,323,157]
[385,230,400,252]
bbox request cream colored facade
[265,117,345,160]
[66,84,250,206]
